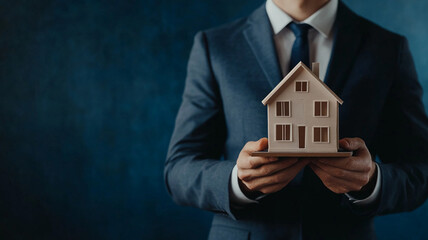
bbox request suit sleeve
[350,37,428,216]
[164,32,239,218]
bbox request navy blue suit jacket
[165,2,428,239]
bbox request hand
[237,138,310,196]
[309,137,377,194]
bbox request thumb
[243,138,269,153]
[256,137,268,151]
[339,137,365,151]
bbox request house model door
[294,99,306,149]
[298,126,306,149]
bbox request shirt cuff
[229,165,260,205]
[345,163,381,205]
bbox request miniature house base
[250,150,352,157]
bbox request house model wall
[262,62,343,153]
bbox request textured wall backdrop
[0,0,427,239]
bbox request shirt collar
[266,0,338,38]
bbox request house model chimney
[312,62,320,78]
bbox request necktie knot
[287,22,312,37]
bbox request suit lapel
[324,2,365,96]
[243,2,364,93]
[243,4,282,89]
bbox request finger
[243,138,268,153]
[339,138,370,157]
[310,164,363,193]
[339,138,364,151]
[257,159,311,193]
[313,157,372,172]
[311,161,370,186]
[238,158,298,181]
[238,156,278,169]
[246,159,309,191]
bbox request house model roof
[261,61,344,106]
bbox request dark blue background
[0,0,427,239]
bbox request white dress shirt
[230,0,381,206]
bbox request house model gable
[251,62,351,157]
[262,61,343,106]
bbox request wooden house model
[261,62,344,154]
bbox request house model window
[295,81,308,92]
[276,101,291,117]
[314,101,329,117]
[276,124,292,141]
[313,127,329,143]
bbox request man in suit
[165,0,428,239]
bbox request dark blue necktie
[288,22,312,71]
[286,23,312,185]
